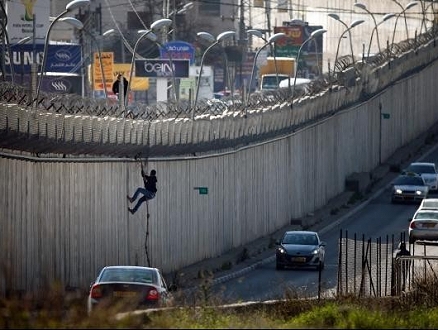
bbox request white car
[419,198,438,210]
[403,162,438,191]
[409,209,438,244]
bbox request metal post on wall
[0,0,5,81]
[31,14,37,107]
[379,102,382,165]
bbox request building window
[127,12,151,30]
[199,0,220,15]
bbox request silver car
[409,209,438,244]
[403,162,438,191]
[87,265,176,314]
[275,230,326,271]
[391,174,429,204]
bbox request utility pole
[0,0,6,81]
[239,0,247,98]
[265,0,271,37]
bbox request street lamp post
[245,31,285,106]
[370,13,395,57]
[126,30,157,108]
[12,37,32,84]
[0,0,15,83]
[126,18,173,107]
[35,0,90,104]
[247,30,280,93]
[354,3,395,58]
[192,30,236,118]
[100,28,133,65]
[291,28,327,109]
[143,32,179,104]
[419,0,427,34]
[331,18,365,73]
[80,29,108,99]
[354,3,380,54]
[422,0,436,33]
[82,28,122,98]
[391,1,418,43]
[169,2,193,41]
[328,14,365,66]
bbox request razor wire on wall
[0,29,435,122]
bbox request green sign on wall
[194,187,208,195]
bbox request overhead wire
[104,0,136,57]
[103,0,161,60]
[127,0,149,30]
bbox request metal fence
[337,229,438,300]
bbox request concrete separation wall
[2,33,438,295]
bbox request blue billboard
[3,44,82,74]
[159,41,195,65]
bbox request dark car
[391,173,429,204]
[87,265,176,314]
[275,230,326,271]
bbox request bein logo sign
[135,59,189,78]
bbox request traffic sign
[194,187,208,195]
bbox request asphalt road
[201,142,438,304]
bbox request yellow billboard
[93,52,114,92]
[92,57,149,92]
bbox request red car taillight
[410,221,417,229]
[90,284,103,299]
[146,289,159,301]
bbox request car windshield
[261,75,289,89]
[422,200,438,208]
[407,165,436,174]
[394,176,425,186]
[283,233,318,245]
[414,212,438,220]
[100,268,156,283]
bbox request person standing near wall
[112,74,128,105]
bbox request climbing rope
[139,155,152,267]
[134,153,152,267]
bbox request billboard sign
[6,0,50,44]
[13,73,82,95]
[112,63,149,91]
[93,52,114,91]
[135,59,189,78]
[159,41,195,65]
[4,44,82,74]
[274,22,324,79]
[40,75,82,94]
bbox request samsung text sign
[135,59,189,78]
[3,44,82,74]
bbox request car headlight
[416,190,424,195]
[311,248,319,255]
[395,189,402,194]
[277,247,286,254]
